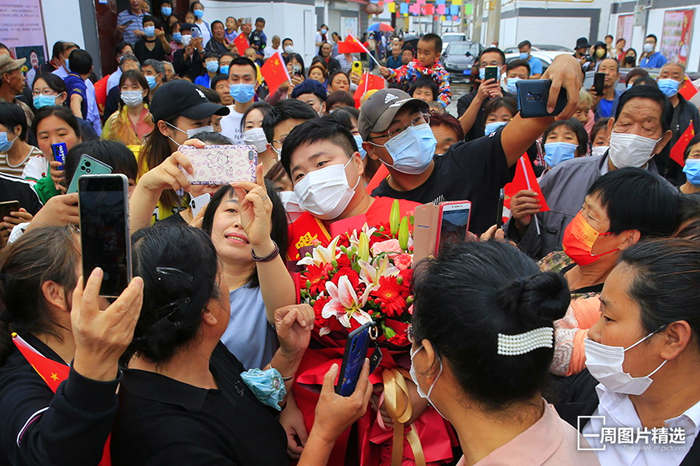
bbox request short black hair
[326,90,355,110]
[587,167,679,237]
[115,41,131,56]
[412,241,569,410]
[229,56,257,77]
[0,103,28,140]
[410,76,439,101]
[262,99,317,144]
[326,108,357,132]
[32,73,66,95]
[600,57,620,72]
[518,40,532,49]
[590,117,610,143]
[68,49,92,75]
[506,59,530,74]
[210,20,223,30]
[616,84,672,132]
[484,95,517,119]
[142,14,155,26]
[255,17,265,24]
[51,41,65,60]
[543,118,588,157]
[684,135,700,161]
[210,73,229,90]
[282,38,293,46]
[240,101,273,131]
[194,84,220,104]
[65,140,138,185]
[646,34,658,43]
[625,67,649,85]
[605,34,613,40]
[478,47,506,65]
[280,118,357,177]
[419,33,442,54]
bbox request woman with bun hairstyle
[410,241,599,465]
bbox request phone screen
[594,73,605,94]
[0,200,20,220]
[79,175,131,298]
[439,202,472,250]
[485,66,498,82]
[336,323,371,396]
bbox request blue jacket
[640,51,667,69]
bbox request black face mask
[624,56,635,64]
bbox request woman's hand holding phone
[71,268,144,382]
[49,160,66,193]
[231,164,274,254]
[25,193,79,233]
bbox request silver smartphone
[78,174,132,298]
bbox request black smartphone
[496,188,505,228]
[516,79,568,118]
[0,200,20,220]
[336,323,373,396]
[484,65,498,82]
[593,72,605,94]
[78,174,131,298]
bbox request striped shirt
[117,8,144,46]
[0,146,43,178]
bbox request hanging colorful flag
[423,4,434,15]
[437,4,446,14]
[452,0,462,4]
[452,15,459,21]
[670,122,695,167]
[450,4,460,15]
[233,32,250,56]
[260,52,291,95]
[400,2,408,14]
[388,2,396,13]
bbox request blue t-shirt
[220,285,278,370]
[597,98,614,118]
[528,56,543,76]
[193,74,211,88]
[639,52,667,69]
[63,73,87,119]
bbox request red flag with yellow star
[12,333,69,393]
[679,78,698,101]
[261,52,291,95]
[670,122,695,167]
[233,32,250,56]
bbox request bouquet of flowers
[298,200,414,348]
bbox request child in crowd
[409,75,439,105]
[379,33,451,107]
[483,95,517,136]
[590,117,611,157]
[102,70,154,146]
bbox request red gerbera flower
[336,254,352,269]
[371,276,407,317]
[304,262,333,295]
[332,267,360,289]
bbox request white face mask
[643,42,654,53]
[278,191,305,224]
[608,131,660,168]
[120,90,143,107]
[409,345,446,418]
[591,145,609,158]
[243,127,268,153]
[293,158,359,220]
[584,335,667,396]
[284,45,294,54]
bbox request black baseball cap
[150,80,229,122]
[358,88,428,140]
[575,37,589,50]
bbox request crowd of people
[0,0,699,464]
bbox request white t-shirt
[220,108,244,145]
[264,46,281,59]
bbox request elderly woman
[410,241,600,464]
[556,238,700,465]
[111,222,371,465]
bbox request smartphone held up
[179,144,258,185]
[78,174,131,298]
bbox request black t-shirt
[134,38,166,62]
[371,129,515,235]
[456,89,515,141]
[0,173,43,215]
[111,343,288,466]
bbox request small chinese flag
[261,52,291,95]
[338,34,367,54]
[353,73,386,108]
[233,33,250,56]
[12,333,69,393]
[670,122,695,167]
[679,78,698,101]
[503,155,549,224]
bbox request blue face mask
[219,65,229,77]
[205,61,219,73]
[0,132,15,153]
[627,82,634,90]
[519,52,529,60]
[683,158,700,185]
[173,32,183,43]
[353,134,366,159]
[657,78,680,98]
[383,123,437,174]
[230,83,256,103]
[145,75,157,89]
[33,94,57,109]
[144,25,156,37]
[544,141,577,167]
[484,121,507,136]
[194,9,204,19]
[161,6,172,16]
[240,368,287,411]
[478,67,501,82]
[505,77,520,95]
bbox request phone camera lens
[86,168,91,173]
[85,161,91,167]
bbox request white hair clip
[497,327,554,356]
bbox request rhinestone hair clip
[497,327,554,356]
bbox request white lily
[322,275,373,328]
[297,237,341,267]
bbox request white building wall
[41,0,86,50]
[510,16,590,48]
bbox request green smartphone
[67,154,113,194]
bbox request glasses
[372,113,430,141]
